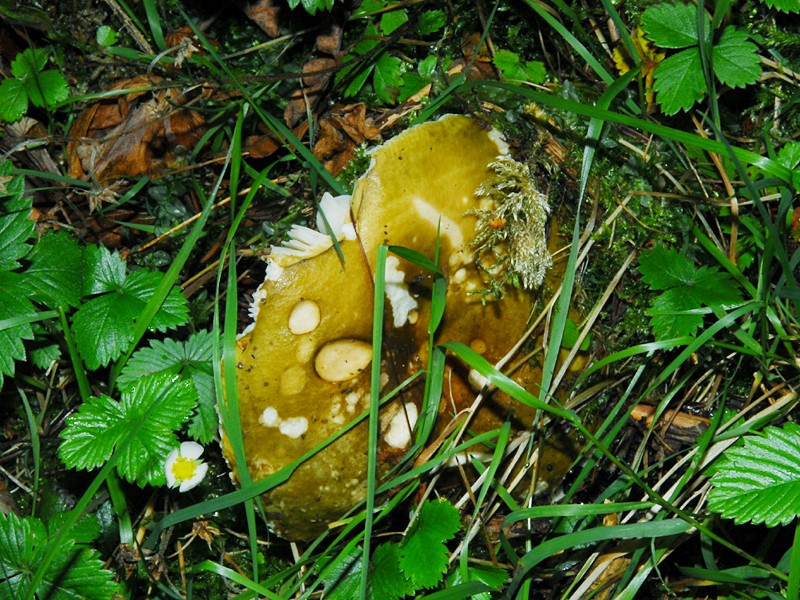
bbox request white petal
[178,462,208,492]
[164,448,179,488]
[179,441,204,459]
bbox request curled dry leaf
[313,103,381,176]
[223,116,558,541]
[239,0,281,39]
[67,75,207,182]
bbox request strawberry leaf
[0,168,34,271]
[24,69,69,110]
[20,231,83,308]
[0,512,118,600]
[642,2,709,49]
[712,27,761,89]
[0,78,27,123]
[399,500,460,589]
[0,273,36,388]
[58,373,195,486]
[373,53,404,104]
[763,0,800,12]
[72,247,188,369]
[652,48,706,115]
[638,246,742,340]
[371,543,412,600]
[118,331,215,443]
[709,423,800,527]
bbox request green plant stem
[789,521,800,599]
[58,307,90,403]
[361,243,388,599]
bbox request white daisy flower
[165,441,208,492]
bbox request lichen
[470,155,553,298]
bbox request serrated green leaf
[709,423,800,527]
[30,343,61,370]
[418,10,446,35]
[642,2,709,49]
[0,273,36,387]
[24,69,69,110]
[638,246,696,290]
[380,9,408,35]
[712,27,761,88]
[83,245,126,295]
[647,288,703,339]
[373,53,404,104]
[124,269,189,332]
[73,253,188,369]
[763,0,800,13]
[399,500,460,589]
[653,48,706,114]
[0,78,28,122]
[58,373,195,486]
[777,142,800,170]
[72,293,138,369]
[118,331,215,442]
[418,55,437,79]
[20,231,83,308]
[371,543,413,600]
[10,48,48,80]
[0,512,117,600]
[639,245,741,340]
[0,181,34,271]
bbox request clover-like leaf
[708,423,800,527]
[0,512,118,600]
[118,331,215,442]
[712,26,761,89]
[399,499,461,589]
[58,373,195,486]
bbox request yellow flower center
[171,456,197,481]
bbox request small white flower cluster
[165,441,208,492]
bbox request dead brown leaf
[67,75,207,182]
[313,103,381,176]
[239,0,281,38]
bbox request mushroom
[222,115,555,540]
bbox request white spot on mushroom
[260,407,280,427]
[453,267,467,284]
[384,402,418,449]
[279,417,308,438]
[248,287,268,320]
[296,338,316,363]
[411,197,464,248]
[384,255,418,328]
[314,339,373,382]
[280,366,306,395]
[288,299,321,335]
[380,371,390,389]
